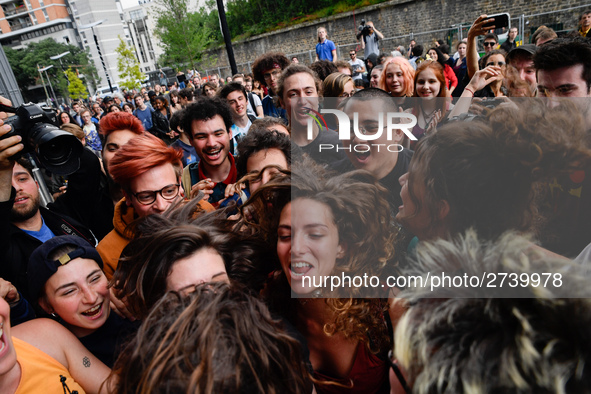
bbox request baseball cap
[28,235,103,303]
[506,44,537,62]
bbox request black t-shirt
[79,312,139,367]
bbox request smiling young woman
[28,235,137,367]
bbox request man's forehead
[538,64,584,82]
[191,115,227,132]
[13,163,30,175]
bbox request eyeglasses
[485,61,506,67]
[483,42,496,47]
[132,184,180,205]
[263,70,282,80]
[350,53,356,56]
[339,91,354,98]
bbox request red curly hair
[109,133,183,190]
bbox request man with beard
[0,99,95,300]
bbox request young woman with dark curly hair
[240,163,402,393]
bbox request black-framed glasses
[132,184,180,205]
[483,42,496,47]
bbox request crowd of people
[1,11,591,393]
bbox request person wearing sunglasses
[466,15,500,80]
[97,133,214,281]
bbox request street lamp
[38,65,57,106]
[50,50,70,81]
[78,19,113,93]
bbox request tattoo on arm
[83,356,91,368]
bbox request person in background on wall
[578,10,591,37]
[252,52,290,122]
[501,26,519,53]
[291,56,299,63]
[315,26,337,62]
[358,21,383,59]
[348,49,366,82]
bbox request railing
[2,3,28,17]
[193,3,591,78]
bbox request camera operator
[0,96,96,303]
[357,20,383,59]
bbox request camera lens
[28,124,82,175]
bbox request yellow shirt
[14,337,85,394]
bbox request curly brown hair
[240,159,395,354]
[252,52,290,88]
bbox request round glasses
[132,184,180,205]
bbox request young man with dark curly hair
[252,52,290,123]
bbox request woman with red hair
[378,56,415,109]
[97,132,214,280]
[409,60,450,148]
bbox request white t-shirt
[348,58,365,80]
[246,92,262,117]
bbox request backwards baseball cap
[28,235,103,303]
[506,44,537,62]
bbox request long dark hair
[109,282,311,394]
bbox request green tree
[115,36,146,91]
[152,0,214,70]
[66,68,88,100]
[4,38,98,102]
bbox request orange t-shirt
[14,337,85,394]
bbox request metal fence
[197,3,591,78]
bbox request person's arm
[448,65,503,118]
[354,59,366,74]
[255,105,264,118]
[13,318,111,394]
[368,22,384,39]
[0,97,19,203]
[447,65,458,93]
[331,41,338,62]
[467,15,493,79]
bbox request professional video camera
[358,19,372,36]
[0,103,82,175]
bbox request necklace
[420,103,437,123]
